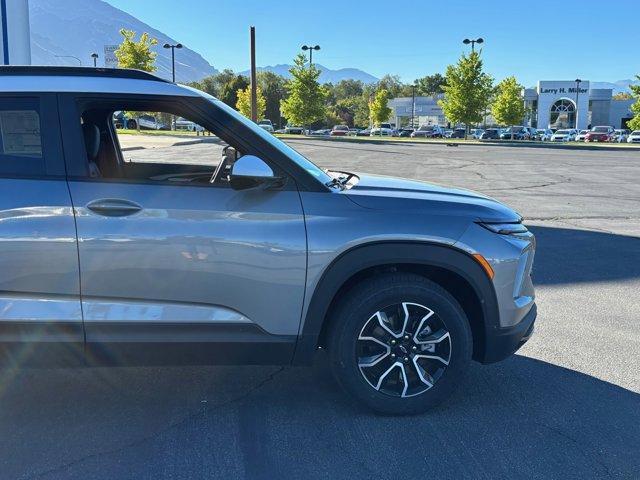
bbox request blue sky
[106,0,639,85]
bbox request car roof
[0,66,200,97]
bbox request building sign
[104,45,118,68]
[540,87,588,95]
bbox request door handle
[86,198,143,217]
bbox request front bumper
[480,303,536,363]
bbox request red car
[585,126,615,142]
[330,125,350,136]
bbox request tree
[370,89,392,134]
[236,85,266,120]
[280,54,326,128]
[627,76,640,131]
[257,71,287,127]
[492,76,526,139]
[377,74,404,98]
[333,79,365,100]
[613,92,633,100]
[416,73,447,96]
[115,29,158,72]
[439,51,494,137]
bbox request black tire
[126,119,137,129]
[327,273,472,415]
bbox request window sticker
[0,110,42,157]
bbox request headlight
[478,222,528,235]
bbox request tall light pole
[574,78,582,129]
[463,37,484,52]
[91,52,99,67]
[301,44,320,66]
[163,42,183,82]
[411,83,417,129]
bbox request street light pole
[411,83,416,129]
[163,42,183,82]
[462,37,484,52]
[575,78,582,130]
[91,53,98,67]
[301,44,320,66]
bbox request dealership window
[549,99,576,129]
[0,97,45,176]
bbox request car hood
[345,173,521,223]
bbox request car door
[0,93,83,366]
[59,94,307,365]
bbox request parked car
[348,128,361,136]
[356,128,372,136]
[284,125,305,135]
[133,114,168,130]
[175,117,205,132]
[479,128,500,140]
[310,128,331,136]
[370,123,396,136]
[330,125,350,136]
[627,130,640,143]
[258,119,274,133]
[470,128,484,139]
[444,129,454,138]
[500,126,530,140]
[449,128,468,139]
[0,66,536,415]
[535,129,553,141]
[613,129,630,143]
[398,128,415,137]
[550,129,575,142]
[585,126,615,142]
[574,129,589,142]
[411,125,446,138]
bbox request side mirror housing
[229,155,282,190]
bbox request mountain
[241,64,379,84]
[591,79,639,95]
[28,0,217,83]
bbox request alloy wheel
[356,302,452,398]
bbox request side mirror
[229,155,282,190]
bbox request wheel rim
[356,302,452,398]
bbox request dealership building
[389,80,635,130]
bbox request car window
[0,97,45,176]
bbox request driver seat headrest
[82,123,101,160]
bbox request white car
[627,130,640,143]
[535,129,553,141]
[370,123,396,136]
[574,130,589,141]
[613,129,629,143]
[551,129,575,142]
[136,114,167,130]
[470,128,484,139]
[175,117,204,132]
[258,119,274,133]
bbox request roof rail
[0,66,170,83]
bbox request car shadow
[0,354,638,479]
[528,225,640,284]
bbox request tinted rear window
[0,97,45,176]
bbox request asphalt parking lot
[1,139,639,479]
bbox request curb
[277,135,640,152]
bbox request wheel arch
[292,241,499,365]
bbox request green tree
[492,76,526,139]
[333,79,365,100]
[257,71,287,127]
[377,74,404,98]
[440,51,494,138]
[236,85,266,120]
[219,74,249,109]
[627,76,640,131]
[416,73,447,96]
[115,29,158,72]
[613,92,633,100]
[370,89,392,134]
[280,54,326,128]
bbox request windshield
[592,127,609,132]
[556,130,570,134]
[191,88,333,185]
[633,131,640,135]
[418,126,434,131]
[334,125,349,130]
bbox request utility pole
[250,26,258,122]
[411,83,416,128]
[575,78,582,129]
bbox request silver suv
[0,67,536,414]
